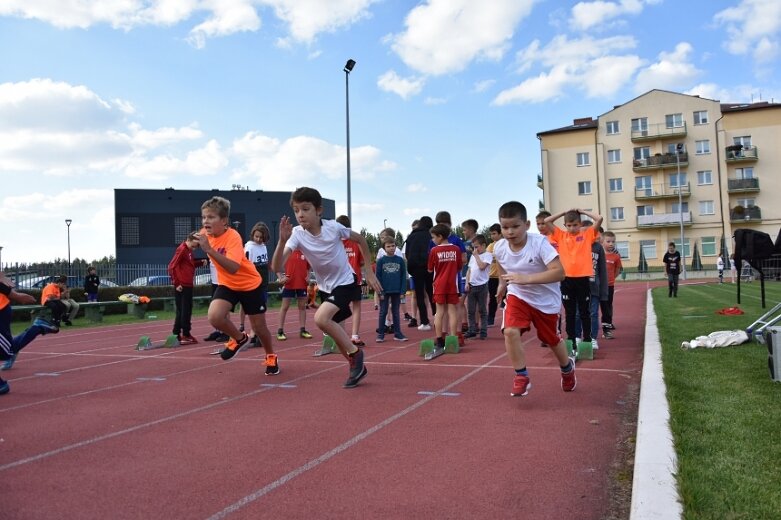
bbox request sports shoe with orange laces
[179,335,198,345]
[220,333,249,360]
[263,353,280,375]
[510,374,531,397]
[561,359,577,392]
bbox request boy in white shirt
[493,201,576,397]
[465,234,493,339]
[271,187,381,388]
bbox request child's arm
[270,217,294,274]
[349,230,382,295]
[473,252,491,271]
[578,208,603,229]
[501,257,565,286]
[544,210,567,224]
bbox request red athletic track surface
[1,282,652,519]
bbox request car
[194,273,212,286]
[129,275,172,287]
[18,275,81,289]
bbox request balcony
[538,199,545,210]
[637,211,692,228]
[730,206,762,222]
[635,182,691,200]
[725,145,758,163]
[537,173,543,189]
[631,122,687,142]
[633,152,688,172]
[727,177,760,193]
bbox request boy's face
[292,201,322,231]
[463,227,476,239]
[668,245,676,253]
[604,236,616,251]
[384,242,397,255]
[201,208,228,236]
[489,230,501,242]
[473,241,486,254]
[499,216,530,247]
[430,233,445,245]
[564,219,582,234]
[535,218,549,235]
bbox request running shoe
[417,323,432,331]
[203,331,221,341]
[344,348,367,388]
[300,329,313,339]
[0,379,8,395]
[393,335,408,342]
[214,333,230,342]
[407,318,418,328]
[179,335,198,345]
[220,333,249,360]
[1,354,16,371]
[351,337,366,347]
[276,329,287,341]
[561,359,577,392]
[376,336,385,343]
[33,317,59,334]
[511,374,531,397]
[263,354,280,375]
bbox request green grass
[655,281,781,519]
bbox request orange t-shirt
[552,226,598,278]
[41,283,61,305]
[203,228,262,291]
[0,293,9,311]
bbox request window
[735,167,754,179]
[697,170,712,185]
[693,110,709,125]
[174,217,198,244]
[666,143,685,154]
[733,136,752,147]
[635,176,652,196]
[578,181,592,195]
[701,236,716,256]
[671,201,689,213]
[633,146,651,160]
[737,198,755,208]
[609,178,623,192]
[577,152,590,166]
[665,113,684,128]
[616,241,630,259]
[606,121,620,135]
[120,217,140,246]
[607,149,621,163]
[640,239,657,259]
[699,200,715,215]
[696,140,711,154]
[610,207,625,221]
[672,238,691,259]
[631,117,648,132]
[669,172,687,187]
[637,205,654,216]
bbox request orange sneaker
[219,333,248,360]
[263,354,280,375]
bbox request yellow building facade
[537,89,780,269]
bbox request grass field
[654,280,781,519]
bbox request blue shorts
[281,288,307,299]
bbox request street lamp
[0,246,3,269]
[344,58,356,223]
[383,218,387,230]
[65,219,73,276]
[675,144,687,280]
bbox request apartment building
[537,89,781,269]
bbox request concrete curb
[630,289,683,519]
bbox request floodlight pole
[65,219,73,277]
[344,58,356,223]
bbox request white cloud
[129,123,204,150]
[389,0,535,76]
[263,0,377,44]
[684,83,779,104]
[403,207,433,217]
[406,183,428,193]
[377,70,426,100]
[125,139,228,180]
[714,0,781,63]
[634,42,702,94]
[424,96,446,105]
[472,79,496,93]
[569,0,661,31]
[186,1,261,49]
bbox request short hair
[290,187,322,208]
[603,231,616,238]
[380,227,395,237]
[435,211,452,225]
[489,223,501,234]
[430,223,451,239]
[336,215,351,227]
[461,219,478,231]
[498,201,527,221]
[411,219,419,229]
[536,210,551,220]
[581,220,593,227]
[382,236,396,247]
[472,234,487,246]
[201,196,231,218]
[186,232,200,242]
[56,275,68,284]
[669,242,676,247]
[563,210,581,223]
[418,216,433,229]
[250,221,270,243]
[87,265,96,272]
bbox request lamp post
[0,246,3,269]
[383,218,387,230]
[65,219,72,276]
[344,58,356,223]
[675,143,687,280]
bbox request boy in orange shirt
[544,208,603,353]
[193,196,279,375]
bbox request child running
[271,187,381,388]
[194,196,279,375]
[494,201,575,397]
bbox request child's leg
[433,301,446,339]
[248,313,274,355]
[277,297,290,331]
[476,285,488,336]
[561,278,578,341]
[351,298,362,337]
[448,301,459,339]
[390,294,402,336]
[297,296,308,330]
[208,299,241,339]
[589,296,600,341]
[173,290,184,335]
[504,326,526,369]
[576,287,592,342]
[181,287,194,336]
[377,296,389,338]
[466,290,477,333]
[314,303,358,356]
[239,307,246,331]
[488,278,499,324]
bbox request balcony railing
[727,177,760,192]
[631,122,687,141]
[637,211,692,228]
[633,152,688,171]
[537,173,543,189]
[634,182,691,200]
[730,206,762,222]
[725,145,758,162]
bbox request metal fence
[0,263,212,288]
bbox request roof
[536,117,598,137]
[720,101,781,113]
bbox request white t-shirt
[467,251,493,286]
[209,259,219,285]
[286,219,355,294]
[492,233,561,314]
[717,257,725,271]
[244,241,268,266]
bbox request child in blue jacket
[375,237,408,342]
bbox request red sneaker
[179,335,198,345]
[510,374,531,397]
[561,363,577,392]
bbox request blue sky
[1,0,779,264]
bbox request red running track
[0,283,650,519]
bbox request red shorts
[503,295,561,346]
[433,293,460,305]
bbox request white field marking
[33,373,60,377]
[204,351,509,520]
[417,391,461,396]
[259,383,297,389]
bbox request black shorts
[319,281,362,323]
[213,284,267,315]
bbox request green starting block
[136,334,179,351]
[566,339,575,357]
[419,339,435,357]
[313,335,338,357]
[576,340,594,361]
[444,335,460,354]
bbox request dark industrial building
[114,188,336,265]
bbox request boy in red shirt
[275,250,312,340]
[600,230,623,339]
[428,223,463,357]
[168,233,207,344]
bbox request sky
[1,0,780,264]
